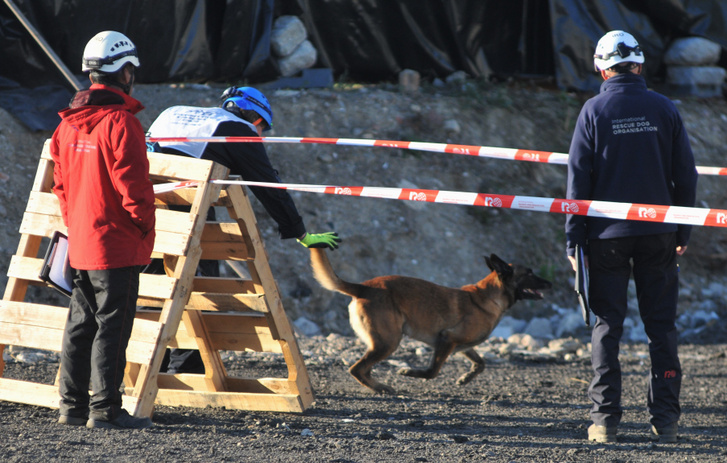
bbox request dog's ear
[485,254,512,277]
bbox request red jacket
[50,84,156,270]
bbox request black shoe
[86,410,152,430]
[58,415,87,426]
[651,422,678,443]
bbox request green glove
[297,232,341,250]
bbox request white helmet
[82,31,140,73]
[593,30,644,71]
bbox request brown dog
[309,249,552,394]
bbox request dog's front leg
[456,348,485,385]
[398,335,456,380]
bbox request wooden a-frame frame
[0,141,314,417]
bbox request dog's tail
[309,248,363,298]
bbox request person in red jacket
[50,31,156,430]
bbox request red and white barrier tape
[146,136,727,176]
[153,179,727,228]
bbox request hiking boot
[651,422,678,443]
[588,424,617,443]
[58,415,87,426]
[86,410,153,430]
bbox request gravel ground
[2,82,727,462]
[1,336,726,462]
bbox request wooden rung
[186,293,269,313]
[0,301,67,326]
[150,389,308,412]
[0,301,67,350]
[0,378,60,409]
[135,310,281,353]
[19,211,66,238]
[192,277,256,294]
[25,191,60,216]
[139,273,177,300]
[147,152,216,182]
[0,378,140,412]
[155,208,196,235]
[153,375,295,394]
[0,302,163,363]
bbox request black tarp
[0,0,725,130]
[550,0,727,92]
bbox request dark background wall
[1,0,725,129]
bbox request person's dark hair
[89,63,135,93]
[609,62,639,73]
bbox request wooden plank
[153,375,295,394]
[155,208,196,235]
[0,378,60,409]
[134,310,281,353]
[0,301,67,327]
[6,255,46,284]
[151,389,307,412]
[191,277,256,294]
[139,273,177,300]
[147,152,220,182]
[0,378,140,412]
[25,191,60,216]
[19,211,66,237]
[186,293,269,313]
[0,321,63,350]
[0,302,162,362]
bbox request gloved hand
[297,232,341,250]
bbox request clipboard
[574,244,590,326]
[39,231,73,297]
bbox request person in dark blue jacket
[565,30,697,444]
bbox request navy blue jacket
[565,73,697,256]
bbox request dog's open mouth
[521,288,546,300]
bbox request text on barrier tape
[153,179,727,228]
[145,136,727,177]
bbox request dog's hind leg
[350,345,398,394]
[456,348,485,385]
[349,301,402,394]
[397,336,456,380]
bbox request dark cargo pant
[588,233,681,429]
[59,266,140,421]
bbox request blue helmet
[220,86,273,131]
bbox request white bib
[147,106,255,158]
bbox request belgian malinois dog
[309,249,552,394]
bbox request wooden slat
[0,301,163,363]
[135,310,280,353]
[6,256,176,300]
[191,277,256,294]
[147,152,217,182]
[151,389,306,412]
[0,378,60,409]
[19,211,66,237]
[155,208,196,235]
[25,191,60,216]
[138,273,177,300]
[186,293,269,312]
[0,301,67,326]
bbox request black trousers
[58,266,140,421]
[588,233,681,428]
